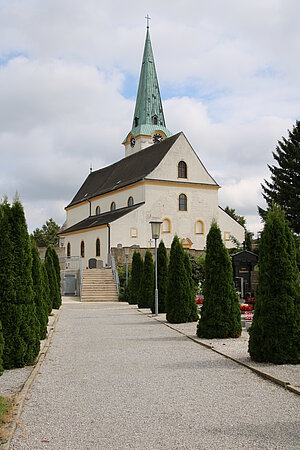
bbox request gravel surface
[10,302,300,449]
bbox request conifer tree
[197,221,242,338]
[45,250,60,310]
[249,205,300,363]
[184,252,199,322]
[166,236,192,323]
[129,251,143,305]
[260,121,300,234]
[139,250,154,309]
[46,246,61,309]
[0,199,40,368]
[42,263,52,315]
[31,242,48,339]
[151,240,168,314]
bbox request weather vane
[145,14,151,29]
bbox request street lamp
[124,247,129,287]
[150,220,162,316]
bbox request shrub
[31,242,48,339]
[153,240,168,314]
[139,250,154,309]
[42,263,52,315]
[166,236,194,323]
[46,246,61,309]
[45,247,61,309]
[184,252,199,322]
[0,321,4,375]
[0,199,40,369]
[129,251,143,305]
[249,205,300,363]
[197,220,242,338]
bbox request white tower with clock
[122,20,172,157]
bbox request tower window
[127,196,134,207]
[153,116,158,125]
[179,194,187,211]
[80,241,85,258]
[134,117,139,127]
[110,201,116,211]
[178,161,187,178]
[95,206,100,215]
[67,242,71,257]
[96,238,101,257]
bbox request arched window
[162,218,171,233]
[178,161,187,178]
[127,196,134,207]
[110,201,116,211]
[67,242,71,257]
[96,238,101,257]
[80,241,85,258]
[95,206,100,215]
[195,220,204,234]
[153,115,158,125]
[179,194,187,211]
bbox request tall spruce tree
[151,240,168,314]
[184,252,199,322]
[166,236,193,323]
[249,205,300,363]
[139,250,154,309]
[197,221,242,338]
[129,251,143,305]
[46,246,61,309]
[0,199,40,368]
[31,242,48,339]
[260,121,300,234]
[45,249,60,310]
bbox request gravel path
[10,302,300,449]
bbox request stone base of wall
[111,246,205,267]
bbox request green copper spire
[123,22,171,145]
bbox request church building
[58,24,244,269]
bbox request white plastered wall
[217,207,245,249]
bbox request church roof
[59,202,145,235]
[122,25,171,143]
[67,132,181,208]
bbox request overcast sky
[0,0,299,236]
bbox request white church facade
[58,25,244,269]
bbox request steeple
[123,20,172,156]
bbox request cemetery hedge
[129,251,143,305]
[139,250,154,309]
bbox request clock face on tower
[153,133,163,144]
[130,136,136,148]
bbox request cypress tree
[0,199,40,369]
[249,205,300,363]
[166,236,192,323]
[46,246,61,309]
[184,252,199,322]
[31,242,48,339]
[197,221,242,338]
[139,250,154,309]
[45,251,60,310]
[129,251,143,305]
[151,240,168,314]
[42,263,52,315]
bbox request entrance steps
[81,268,118,302]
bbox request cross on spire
[145,14,151,29]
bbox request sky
[0,0,299,236]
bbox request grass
[0,395,13,441]
[0,396,10,423]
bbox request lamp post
[150,220,162,316]
[125,247,129,287]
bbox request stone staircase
[81,268,119,302]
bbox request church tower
[123,19,172,157]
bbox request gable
[67,133,181,208]
[147,132,218,186]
